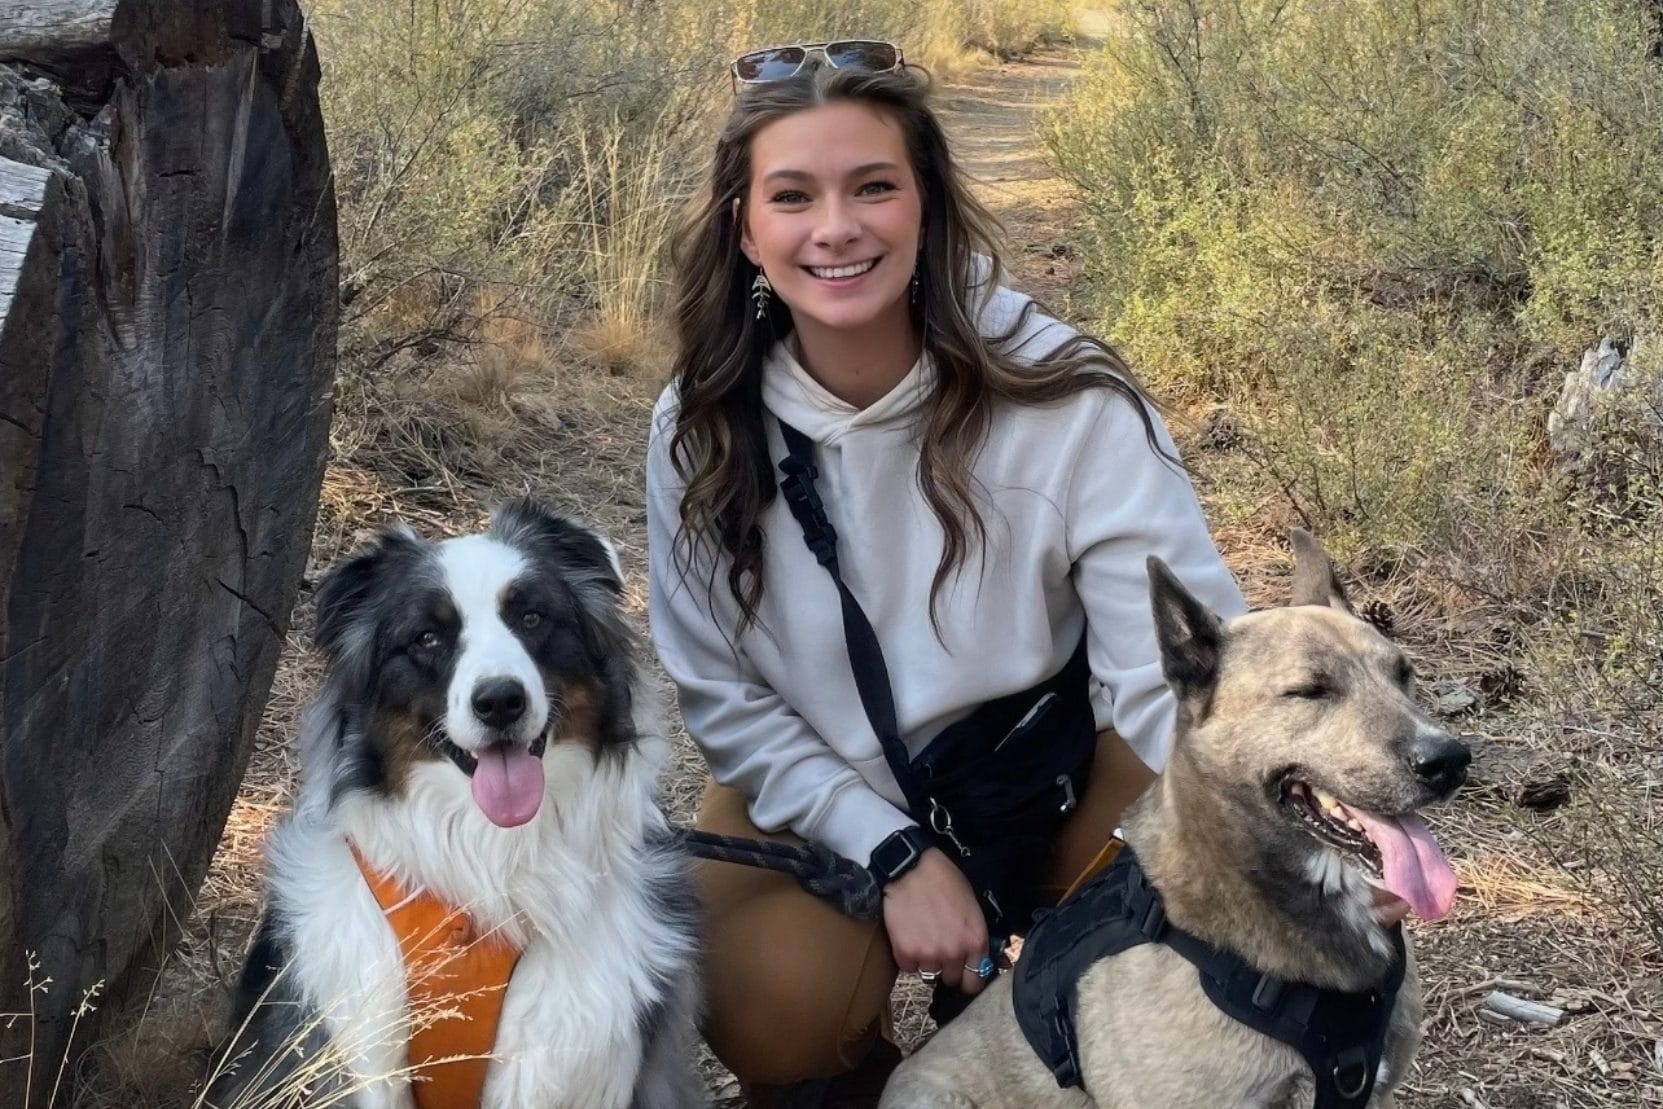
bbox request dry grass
[565,117,685,376]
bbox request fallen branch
[1482,990,1565,1026]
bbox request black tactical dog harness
[1013,847,1406,1108]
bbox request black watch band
[868,826,931,888]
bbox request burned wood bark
[0,1,337,1097]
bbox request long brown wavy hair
[666,62,1167,631]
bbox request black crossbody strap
[775,420,927,814]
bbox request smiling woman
[737,102,923,403]
[646,55,1249,1106]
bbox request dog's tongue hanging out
[1342,805,1459,921]
[470,744,546,827]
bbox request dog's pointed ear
[314,525,421,662]
[1147,556,1226,698]
[1288,528,1355,615]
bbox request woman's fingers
[882,847,990,995]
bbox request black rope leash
[676,829,883,921]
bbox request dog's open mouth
[1285,780,1383,876]
[434,732,550,829]
[1281,778,1459,921]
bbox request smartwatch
[868,826,931,888]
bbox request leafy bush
[1045,0,1662,551]
[1046,0,1663,949]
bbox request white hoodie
[646,285,1247,866]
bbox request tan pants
[694,730,1156,1086]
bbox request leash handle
[678,828,883,921]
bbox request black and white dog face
[312,499,636,826]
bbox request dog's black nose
[1408,733,1471,794]
[472,678,527,728]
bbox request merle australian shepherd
[209,501,701,1108]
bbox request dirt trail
[935,38,1097,315]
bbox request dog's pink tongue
[470,745,545,828]
[1342,806,1458,921]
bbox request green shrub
[1046,0,1663,945]
[1045,0,1663,556]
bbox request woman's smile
[740,102,922,339]
[804,257,882,282]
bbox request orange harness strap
[351,845,522,1109]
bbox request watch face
[875,831,921,878]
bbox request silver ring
[965,956,996,980]
[918,969,942,985]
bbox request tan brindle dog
[881,530,1468,1109]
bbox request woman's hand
[881,847,991,996]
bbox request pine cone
[1478,664,1524,705]
[1517,773,1572,813]
[1360,598,1396,635]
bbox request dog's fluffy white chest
[266,744,690,1108]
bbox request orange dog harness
[352,845,522,1109]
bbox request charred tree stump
[0,1,337,1096]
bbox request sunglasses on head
[730,40,904,92]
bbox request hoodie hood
[760,341,934,446]
[760,279,1077,446]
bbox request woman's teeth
[808,259,877,279]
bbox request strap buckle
[1250,973,1283,1011]
[778,471,839,568]
[779,455,818,482]
[1052,1011,1082,1088]
[1136,896,1166,942]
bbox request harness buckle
[1053,1012,1081,1087]
[1332,1046,1372,1100]
[1137,897,1166,941]
[1251,973,1283,1011]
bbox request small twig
[1528,1046,1569,1067]
[1459,976,1544,997]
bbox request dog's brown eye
[414,630,442,651]
[1394,659,1415,687]
[520,611,543,631]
